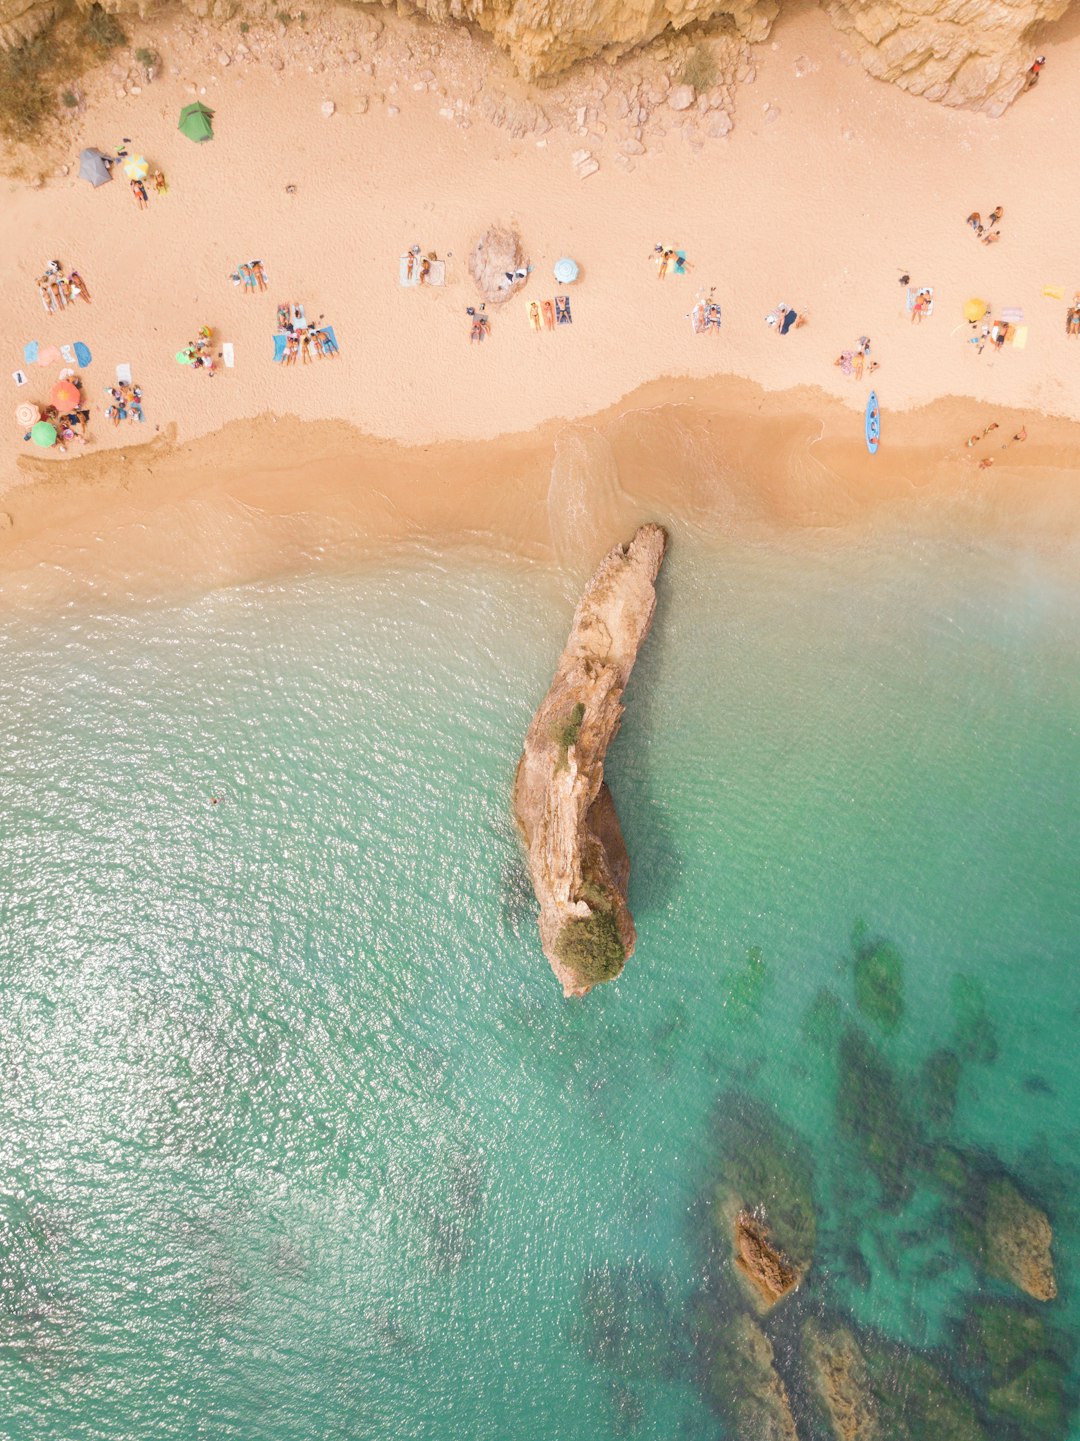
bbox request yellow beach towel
[1042,286,1065,300]
[1011,326,1029,349]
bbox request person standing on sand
[966,212,983,235]
[1024,56,1046,90]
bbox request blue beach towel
[24,341,39,365]
[74,342,92,367]
[320,326,339,354]
[272,334,288,363]
[779,309,798,335]
[674,251,687,276]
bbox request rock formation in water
[732,1209,804,1310]
[0,0,1064,114]
[513,523,667,998]
[803,1322,879,1441]
[983,1176,1057,1300]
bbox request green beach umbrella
[178,101,214,143]
[30,421,57,447]
[175,350,194,365]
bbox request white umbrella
[554,257,579,284]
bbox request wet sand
[3,374,1078,614]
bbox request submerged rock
[961,1298,1071,1437]
[803,1321,878,1441]
[950,974,998,1064]
[513,525,668,997]
[836,1026,919,1205]
[983,1176,1057,1301]
[699,1312,799,1441]
[851,921,905,1034]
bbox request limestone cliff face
[1,0,1062,115]
[513,523,666,998]
[402,0,777,77]
[824,0,1067,115]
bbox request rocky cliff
[1,0,1066,114]
[513,523,667,998]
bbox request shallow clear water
[2,530,1078,1440]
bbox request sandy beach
[3,1,1080,602]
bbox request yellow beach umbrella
[963,297,988,323]
[123,154,149,181]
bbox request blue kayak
[866,391,880,454]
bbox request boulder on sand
[469,224,529,305]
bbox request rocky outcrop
[984,1177,1057,1300]
[824,0,1067,115]
[1,0,1061,115]
[732,1209,804,1310]
[513,524,667,998]
[712,1315,800,1441]
[803,1322,879,1441]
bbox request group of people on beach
[230,260,269,293]
[275,304,339,364]
[180,327,217,376]
[691,289,722,334]
[36,260,91,312]
[652,245,689,279]
[404,246,441,286]
[966,207,1004,245]
[104,380,144,425]
[1066,296,1080,336]
[766,303,807,335]
[834,336,879,379]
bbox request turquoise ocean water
[2,526,1078,1439]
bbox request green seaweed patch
[852,928,905,1034]
[555,908,625,986]
[837,1026,919,1207]
[865,1345,988,1441]
[921,1048,962,1130]
[959,1297,1074,1436]
[726,945,770,1021]
[800,986,844,1054]
[950,975,999,1064]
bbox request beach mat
[1042,286,1065,300]
[12,370,28,386]
[116,363,132,385]
[320,326,339,354]
[399,256,445,287]
[24,341,39,365]
[74,342,92,368]
[1010,326,1028,349]
[222,342,235,369]
[272,334,288,363]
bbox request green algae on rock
[961,1300,1072,1439]
[864,1345,988,1441]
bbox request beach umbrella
[123,153,149,180]
[30,421,57,447]
[51,380,81,410]
[178,101,214,143]
[554,257,579,284]
[175,350,194,365]
[963,297,988,323]
[15,403,40,428]
[78,147,113,186]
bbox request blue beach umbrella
[554,257,579,284]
